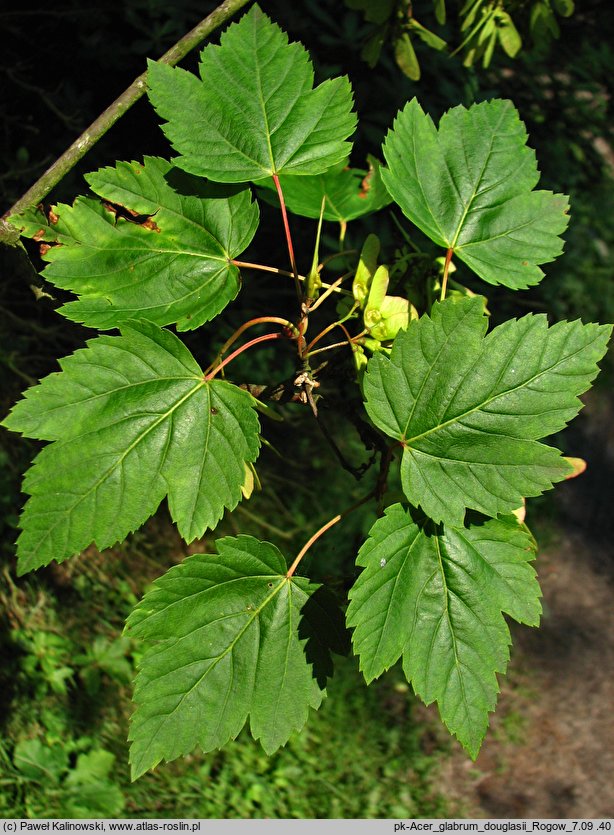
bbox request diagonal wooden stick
[1,0,251,237]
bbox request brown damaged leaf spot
[48,209,59,225]
[100,198,161,230]
[359,164,375,199]
[39,240,62,257]
[32,228,46,242]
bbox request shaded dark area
[555,390,614,555]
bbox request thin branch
[308,270,354,312]
[313,409,372,480]
[319,249,358,270]
[376,442,399,509]
[305,339,352,359]
[235,506,297,540]
[390,213,423,252]
[232,259,352,296]
[1,0,251,229]
[305,318,356,355]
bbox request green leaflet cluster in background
[10,741,125,818]
[346,0,575,79]
[2,3,611,779]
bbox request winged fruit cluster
[3,6,610,778]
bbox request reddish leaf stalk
[272,173,302,303]
[286,488,377,578]
[206,316,297,375]
[205,332,282,381]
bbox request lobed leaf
[147,5,356,183]
[126,536,348,779]
[381,98,570,289]
[347,504,540,757]
[364,297,612,526]
[2,321,261,573]
[13,157,259,331]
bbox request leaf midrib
[403,335,590,447]
[252,19,276,175]
[131,570,285,635]
[183,386,213,534]
[401,303,480,436]
[430,535,469,718]
[321,187,345,222]
[447,103,509,250]
[264,583,296,742]
[52,239,229,262]
[66,263,230,321]
[370,528,421,673]
[20,375,201,429]
[26,379,207,559]
[150,576,291,730]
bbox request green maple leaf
[347,504,541,757]
[147,5,356,183]
[381,98,570,289]
[2,321,260,573]
[257,157,391,222]
[364,297,611,526]
[12,157,258,331]
[126,536,348,779]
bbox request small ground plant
[2,5,611,779]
